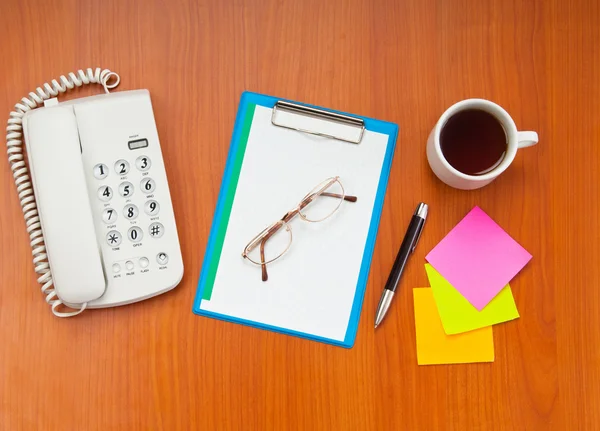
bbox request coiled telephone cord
[5,68,120,317]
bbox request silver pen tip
[374,323,378,329]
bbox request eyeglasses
[242,176,357,281]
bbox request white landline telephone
[6,68,184,317]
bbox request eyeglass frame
[241,176,357,281]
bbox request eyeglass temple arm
[258,220,286,281]
[260,238,269,281]
[251,191,356,281]
[257,211,299,281]
[320,192,357,202]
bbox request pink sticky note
[426,206,532,310]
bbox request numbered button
[127,226,143,243]
[106,230,122,247]
[123,204,139,220]
[114,159,130,176]
[144,200,160,216]
[102,208,118,224]
[119,181,134,198]
[140,178,156,194]
[93,163,108,179]
[98,186,113,201]
[136,155,151,172]
[148,222,164,238]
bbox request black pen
[375,202,428,328]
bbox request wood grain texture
[0,0,598,429]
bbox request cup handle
[517,131,539,148]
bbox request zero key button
[157,252,168,265]
[127,226,143,243]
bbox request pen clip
[411,224,424,254]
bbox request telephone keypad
[94,155,170,271]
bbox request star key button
[106,230,122,247]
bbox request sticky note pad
[425,264,519,335]
[413,288,494,365]
[425,206,532,310]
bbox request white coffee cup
[426,99,538,190]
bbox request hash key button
[149,222,164,238]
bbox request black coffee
[440,109,507,175]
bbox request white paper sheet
[200,105,388,341]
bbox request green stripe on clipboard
[202,103,256,300]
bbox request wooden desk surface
[1,0,599,429]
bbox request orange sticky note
[413,288,495,365]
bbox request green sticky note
[425,264,520,335]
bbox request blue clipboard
[193,91,398,348]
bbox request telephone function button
[102,208,118,224]
[119,181,134,198]
[125,261,135,271]
[127,226,143,243]
[106,230,122,247]
[140,178,156,194]
[98,186,113,202]
[139,257,149,268]
[156,252,168,265]
[112,263,121,273]
[144,200,160,216]
[135,155,151,172]
[93,163,109,180]
[149,222,164,238]
[123,204,139,220]
[114,159,130,175]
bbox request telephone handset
[6,68,184,316]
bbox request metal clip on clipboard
[271,101,366,144]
